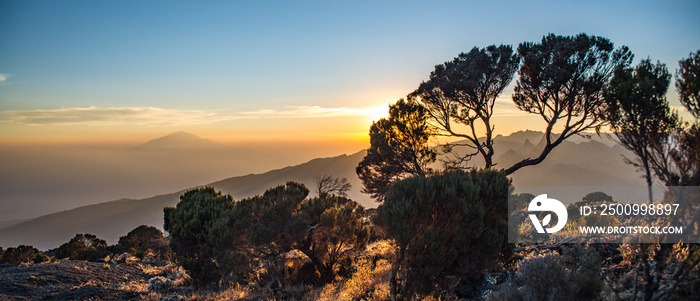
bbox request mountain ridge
[0,151,368,250]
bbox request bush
[1,245,48,266]
[115,225,167,260]
[54,233,109,261]
[164,183,370,287]
[164,187,245,285]
[378,169,511,298]
[488,245,604,301]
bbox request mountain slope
[211,151,367,201]
[0,151,368,250]
[0,132,645,250]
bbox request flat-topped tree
[357,34,632,203]
[409,45,519,169]
[507,33,633,174]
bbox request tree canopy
[356,99,436,201]
[603,59,677,202]
[409,45,519,168]
[676,50,700,118]
[508,33,633,174]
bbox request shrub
[488,245,604,301]
[1,245,48,266]
[54,233,109,261]
[164,183,370,287]
[378,169,511,298]
[115,225,167,259]
[164,187,246,285]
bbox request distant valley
[0,131,361,221]
[0,130,646,250]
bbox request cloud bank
[1,107,222,126]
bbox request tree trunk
[643,152,654,204]
[390,247,404,301]
[641,245,653,301]
[300,248,333,283]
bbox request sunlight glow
[367,104,390,123]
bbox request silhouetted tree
[313,174,351,198]
[604,59,678,203]
[677,50,700,118]
[664,125,700,186]
[409,45,519,169]
[634,50,700,188]
[356,99,436,201]
[660,49,700,186]
[508,33,633,174]
[378,169,511,299]
[601,51,700,301]
[54,233,108,261]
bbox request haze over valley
[0,130,647,250]
[0,131,364,221]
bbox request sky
[1,0,699,150]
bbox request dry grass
[118,279,149,294]
[138,262,171,276]
[184,240,397,301]
[314,258,392,301]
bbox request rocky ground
[0,260,188,300]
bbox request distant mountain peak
[128,131,228,152]
[153,131,207,142]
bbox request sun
[367,104,389,123]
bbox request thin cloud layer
[492,96,527,117]
[1,107,220,126]
[1,105,387,126]
[240,106,382,118]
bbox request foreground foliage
[164,180,370,286]
[379,169,511,299]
